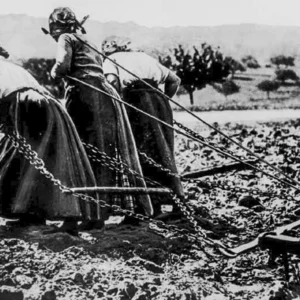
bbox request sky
[1,0,300,28]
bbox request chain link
[138,151,182,179]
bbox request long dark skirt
[123,83,184,207]
[0,89,100,220]
[65,77,153,217]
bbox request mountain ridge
[1,14,300,62]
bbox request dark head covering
[101,36,132,56]
[48,7,86,38]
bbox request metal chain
[83,143,211,240]
[66,74,300,191]
[138,147,285,200]
[6,131,222,251]
[135,151,215,240]
[174,120,248,161]
[138,151,182,179]
[82,142,164,188]
[85,142,270,201]
[174,120,297,200]
[174,120,297,188]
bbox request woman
[48,8,153,226]
[0,59,99,235]
[102,36,184,216]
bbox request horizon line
[1,13,300,29]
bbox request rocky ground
[2,118,300,299]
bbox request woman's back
[103,51,170,89]
[0,60,44,98]
[52,33,104,79]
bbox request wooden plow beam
[182,159,259,179]
[65,187,172,195]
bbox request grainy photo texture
[0,1,300,299]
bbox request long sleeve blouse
[51,33,104,79]
[103,52,170,90]
[0,60,44,98]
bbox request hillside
[1,14,300,61]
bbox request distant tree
[221,80,240,99]
[257,80,280,99]
[23,58,64,98]
[241,55,260,69]
[275,69,298,83]
[160,44,231,105]
[158,54,173,70]
[223,56,246,77]
[270,55,295,68]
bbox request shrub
[270,55,295,68]
[241,55,260,69]
[275,69,298,83]
[223,56,246,77]
[221,80,240,98]
[257,80,280,98]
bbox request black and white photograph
[1,0,300,299]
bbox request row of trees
[159,44,300,103]
[257,55,298,98]
[158,43,287,104]
[257,69,299,98]
[159,44,245,104]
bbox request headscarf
[101,36,132,56]
[48,7,86,38]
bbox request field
[172,68,300,112]
[2,113,300,299]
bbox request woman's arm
[51,34,73,79]
[164,71,181,98]
[106,74,121,94]
[0,47,24,66]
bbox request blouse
[103,52,170,90]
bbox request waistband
[4,87,45,100]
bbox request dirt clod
[238,194,261,208]
[41,290,56,300]
[0,286,24,300]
